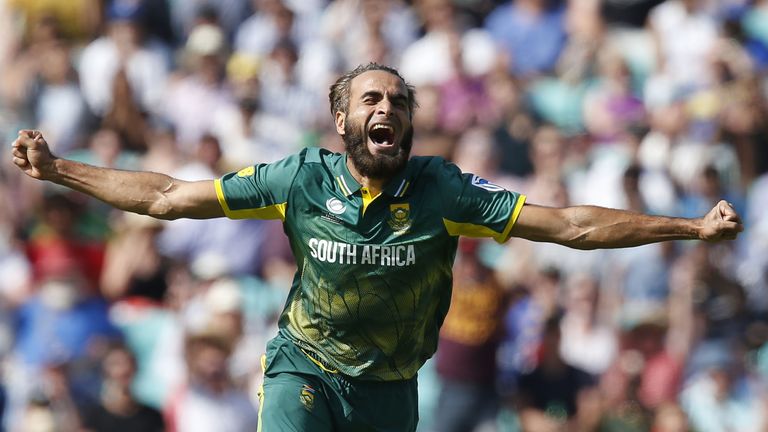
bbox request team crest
[299,384,316,411]
[388,203,412,234]
[237,166,255,177]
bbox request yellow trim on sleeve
[499,194,527,243]
[214,179,230,213]
[443,219,503,241]
[257,354,266,431]
[257,384,264,432]
[214,178,287,221]
[442,194,527,243]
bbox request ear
[334,111,346,135]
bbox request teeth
[371,124,393,131]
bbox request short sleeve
[214,152,303,220]
[438,160,526,243]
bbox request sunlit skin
[335,70,413,196]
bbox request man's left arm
[509,200,743,250]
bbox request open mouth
[368,123,396,147]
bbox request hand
[11,129,57,180]
[699,200,743,241]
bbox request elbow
[554,207,602,250]
[560,225,598,250]
[145,194,182,220]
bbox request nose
[375,98,393,117]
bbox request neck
[346,157,388,196]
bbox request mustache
[343,122,412,179]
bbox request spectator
[5,272,120,430]
[649,0,720,88]
[162,22,231,153]
[400,0,496,87]
[27,41,87,155]
[101,67,149,153]
[484,0,567,79]
[169,0,249,42]
[681,340,768,432]
[234,0,315,59]
[514,315,598,431]
[433,239,508,432]
[18,362,82,432]
[164,333,258,432]
[497,267,562,396]
[24,193,106,291]
[100,212,167,302]
[80,343,165,432]
[582,50,646,143]
[321,0,418,71]
[78,0,170,119]
[1,15,65,127]
[559,272,618,376]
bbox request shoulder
[409,155,459,176]
[406,156,465,191]
[294,147,343,177]
[301,146,339,164]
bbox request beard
[343,120,413,180]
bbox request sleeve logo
[325,198,347,214]
[237,166,255,177]
[471,175,505,192]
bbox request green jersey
[215,148,525,381]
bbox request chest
[287,181,444,245]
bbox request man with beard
[12,63,743,431]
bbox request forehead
[349,70,407,99]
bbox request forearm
[512,201,741,249]
[49,158,180,218]
[559,206,701,250]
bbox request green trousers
[257,333,419,432]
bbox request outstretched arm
[11,130,224,220]
[509,201,742,250]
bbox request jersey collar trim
[382,161,414,198]
[335,154,361,197]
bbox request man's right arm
[11,130,223,220]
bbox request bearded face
[343,115,413,179]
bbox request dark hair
[328,62,418,118]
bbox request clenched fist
[11,130,57,180]
[699,200,743,241]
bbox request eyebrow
[360,90,408,105]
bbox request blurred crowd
[0,0,767,431]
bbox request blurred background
[0,0,767,431]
